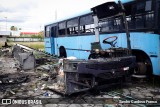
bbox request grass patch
[0,42,4,48]
[0,42,44,50]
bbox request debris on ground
[0,44,159,107]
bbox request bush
[31,35,44,39]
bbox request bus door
[50,26,57,54]
[44,25,57,54]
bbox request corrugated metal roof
[20,32,38,35]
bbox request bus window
[99,18,121,32]
[80,14,94,34]
[80,24,94,34]
[58,21,66,37]
[145,0,152,11]
[115,18,122,30]
[45,26,50,37]
[51,26,57,37]
[67,18,78,35]
[145,12,154,28]
[136,1,145,14]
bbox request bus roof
[45,10,92,26]
[119,0,133,3]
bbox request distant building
[20,32,38,36]
[0,31,10,43]
[11,31,20,37]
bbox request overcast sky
[0,0,130,32]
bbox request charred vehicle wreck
[49,1,136,95]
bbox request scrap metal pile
[0,44,59,98]
[0,44,160,107]
[0,43,136,97]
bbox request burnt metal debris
[1,43,131,84]
[0,43,136,96]
[0,44,159,107]
[0,73,28,84]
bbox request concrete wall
[7,37,44,42]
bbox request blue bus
[44,0,160,76]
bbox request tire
[59,46,67,58]
[134,62,147,75]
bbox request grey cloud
[0,19,25,23]
[0,20,22,23]
[0,0,37,23]
[0,5,15,13]
[0,0,37,13]
[0,16,30,23]
[13,1,37,12]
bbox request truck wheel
[134,62,147,75]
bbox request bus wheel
[134,62,147,75]
[59,46,67,58]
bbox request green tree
[38,31,44,38]
[10,26,18,31]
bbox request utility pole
[40,25,41,31]
[4,17,7,31]
[55,9,57,21]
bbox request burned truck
[49,1,136,95]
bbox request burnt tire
[59,46,67,58]
[134,62,147,75]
